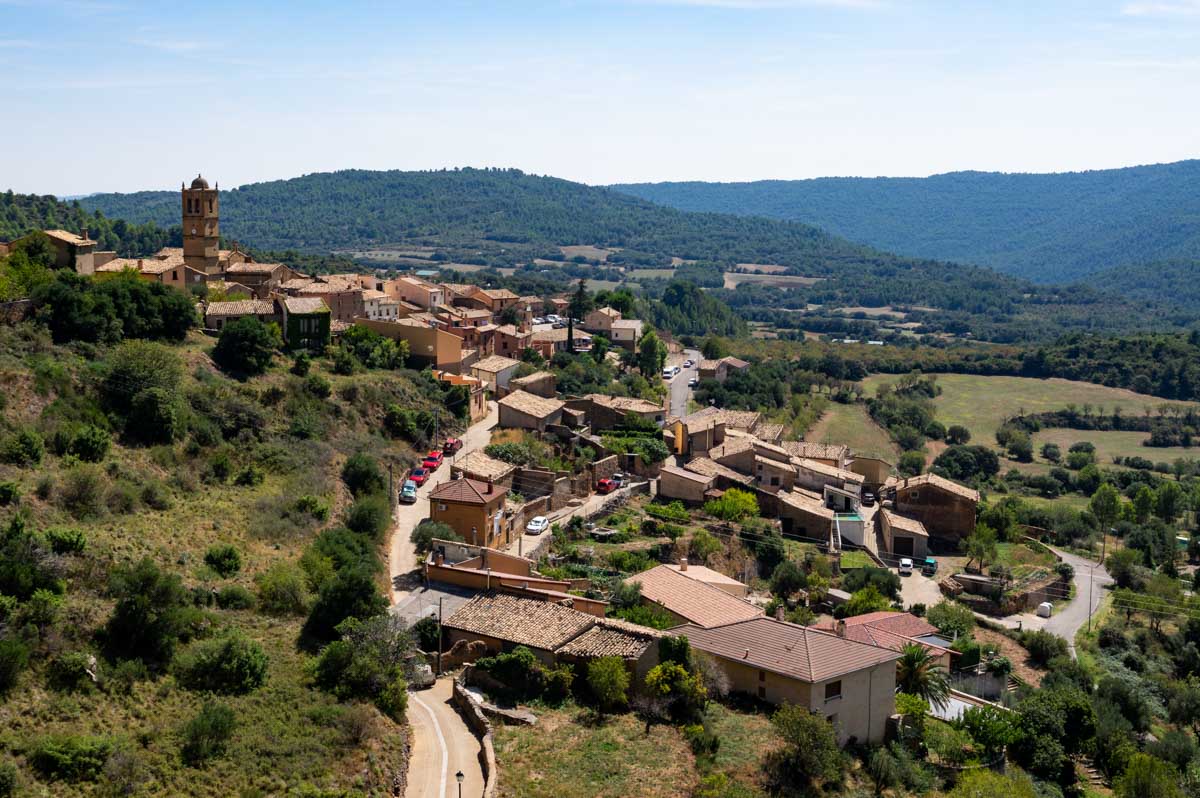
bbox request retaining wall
[451,677,498,798]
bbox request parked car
[662,366,678,379]
[596,478,617,494]
[687,377,699,388]
[410,467,429,486]
[399,480,418,503]
[898,557,914,575]
[546,314,561,323]
[526,516,549,535]
[610,472,626,487]
[921,556,938,576]
[683,359,694,368]
[422,450,444,469]
[443,437,463,454]
[533,316,546,325]
[861,492,876,507]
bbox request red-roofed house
[814,611,954,669]
[428,477,511,548]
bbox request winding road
[406,678,485,798]
[1044,546,1112,658]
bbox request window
[437,503,447,512]
[824,680,842,702]
[208,199,213,212]
[757,685,766,699]
[758,670,766,682]
[909,491,919,500]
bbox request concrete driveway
[406,677,485,798]
[389,401,498,605]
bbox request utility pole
[436,598,444,675]
[388,463,394,505]
[434,408,439,447]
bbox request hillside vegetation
[613,160,1200,285]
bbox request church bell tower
[182,174,220,274]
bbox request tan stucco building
[428,477,510,548]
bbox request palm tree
[896,643,950,711]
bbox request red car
[443,438,463,455]
[422,450,445,469]
[410,467,429,486]
[596,478,617,494]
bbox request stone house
[583,306,622,334]
[623,565,762,628]
[657,465,716,504]
[531,326,591,357]
[878,509,929,559]
[509,370,556,398]
[494,324,533,358]
[433,371,489,423]
[891,473,979,544]
[279,296,331,350]
[497,390,564,432]
[781,441,852,470]
[204,299,278,331]
[470,354,523,392]
[569,394,665,431]
[224,261,294,298]
[662,558,749,598]
[391,276,445,309]
[678,616,900,744]
[609,319,645,351]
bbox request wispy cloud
[1122,1,1200,16]
[127,37,219,53]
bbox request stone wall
[451,677,498,798]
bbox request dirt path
[390,401,498,605]
[406,678,486,798]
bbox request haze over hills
[612,159,1200,285]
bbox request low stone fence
[451,676,498,798]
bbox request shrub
[58,464,105,518]
[411,520,460,554]
[587,656,630,714]
[47,651,97,692]
[46,527,86,555]
[291,352,311,376]
[294,494,330,521]
[233,464,264,487]
[180,702,236,765]
[341,452,385,497]
[476,646,543,698]
[0,427,44,466]
[688,529,723,563]
[541,664,574,705]
[68,425,110,463]
[21,587,62,627]
[0,761,14,798]
[174,632,269,695]
[256,562,310,615]
[310,614,412,719]
[344,493,391,541]
[305,373,332,398]
[29,735,113,782]
[766,705,844,792]
[106,481,138,515]
[212,316,280,377]
[0,638,31,696]
[103,558,192,667]
[302,567,388,646]
[1022,630,1069,667]
[897,451,925,477]
[140,479,173,510]
[703,488,759,521]
[128,387,181,445]
[644,661,707,722]
[684,722,721,758]
[215,584,256,610]
[843,566,901,600]
[413,616,440,652]
[644,501,691,523]
[0,482,19,506]
[204,544,242,577]
[926,601,975,638]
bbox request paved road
[667,348,701,419]
[389,401,498,605]
[1044,546,1112,657]
[406,677,485,798]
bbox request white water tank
[1036,601,1053,618]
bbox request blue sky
[2,0,1199,194]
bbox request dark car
[443,437,463,455]
[861,492,876,507]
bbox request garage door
[893,535,914,557]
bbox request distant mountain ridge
[612,160,1200,284]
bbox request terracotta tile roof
[880,509,928,537]
[429,476,508,505]
[556,619,663,660]
[454,449,516,482]
[678,616,902,683]
[689,406,760,432]
[721,356,750,369]
[532,327,592,344]
[709,435,755,462]
[226,261,284,274]
[593,306,622,319]
[444,593,593,651]
[498,390,564,419]
[777,489,835,520]
[363,289,389,301]
[698,359,720,371]
[280,277,316,291]
[683,457,753,484]
[282,297,329,314]
[755,422,785,443]
[664,563,746,591]
[756,454,796,474]
[97,257,176,275]
[611,319,643,330]
[814,612,949,657]
[898,473,980,502]
[782,441,850,462]
[587,394,663,414]
[472,354,522,374]
[511,370,553,386]
[481,287,518,300]
[43,229,93,245]
[660,464,714,485]
[494,324,528,337]
[625,565,762,628]
[794,458,865,484]
[206,300,275,316]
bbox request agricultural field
[722,273,823,289]
[559,245,614,261]
[627,268,677,280]
[861,373,1188,447]
[1032,428,1197,468]
[733,263,789,274]
[832,305,907,318]
[585,279,623,292]
[805,403,899,461]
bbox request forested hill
[79,167,1040,316]
[1087,259,1200,312]
[612,159,1200,285]
[1,190,177,256]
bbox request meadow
[805,402,899,461]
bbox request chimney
[835,619,846,638]
[137,259,143,268]
[679,557,688,572]
[775,605,785,621]
[81,227,88,241]
[233,241,239,253]
[486,479,494,494]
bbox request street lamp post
[456,769,465,798]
